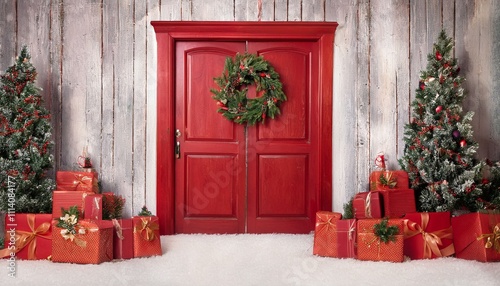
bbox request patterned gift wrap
[378,188,416,218]
[0,214,52,260]
[56,171,99,193]
[452,212,500,262]
[369,170,409,191]
[353,191,383,219]
[132,216,162,258]
[357,218,404,262]
[312,211,342,257]
[51,220,113,264]
[403,212,454,260]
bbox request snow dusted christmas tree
[399,30,500,213]
[0,46,55,213]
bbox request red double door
[174,40,321,234]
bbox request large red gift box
[83,194,103,221]
[1,214,52,260]
[312,211,342,257]
[353,191,383,219]
[378,189,416,218]
[452,212,500,262]
[52,190,87,218]
[369,170,409,191]
[357,218,404,262]
[56,171,98,193]
[112,219,134,259]
[403,212,454,259]
[52,219,113,264]
[132,216,162,258]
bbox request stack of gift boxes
[2,170,163,264]
[313,159,500,263]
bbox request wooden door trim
[152,21,337,235]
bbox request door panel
[247,41,320,233]
[175,42,246,234]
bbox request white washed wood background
[0,0,499,217]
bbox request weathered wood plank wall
[0,0,499,216]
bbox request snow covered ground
[2,233,498,286]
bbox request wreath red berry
[211,53,287,125]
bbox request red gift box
[378,189,416,218]
[132,216,162,258]
[353,191,383,219]
[312,211,342,257]
[52,219,113,264]
[452,212,500,262]
[403,212,454,259]
[56,171,98,193]
[369,170,409,191]
[357,218,404,262]
[1,214,52,260]
[52,190,88,218]
[84,194,103,221]
[112,219,134,259]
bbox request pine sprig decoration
[0,46,55,213]
[378,172,397,188]
[138,205,153,216]
[102,193,126,220]
[56,206,81,237]
[343,197,354,219]
[211,53,287,125]
[373,218,400,244]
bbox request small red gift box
[353,191,383,219]
[56,171,98,193]
[403,212,454,259]
[452,212,500,262]
[83,194,103,221]
[312,211,342,257]
[1,214,52,260]
[369,170,409,191]
[378,189,416,218]
[132,216,162,258]
[112,219,134,259]
[357,218,404,262]
[51,219,113,264]
[52,190,88,218]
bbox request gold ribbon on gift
[112,219,125,240]
[365,193,372,218]
[0,214,51,260]
[404,213,455,258]
[72,173,94,191]
[477,223,500,253]
[134,217,159,242]
[378,172,397,189]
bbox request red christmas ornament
[435,106,443,113]
[436,51,443,61]
[419,81,425,90]
[460,139,467,147]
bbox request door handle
[175,129,182,159]
[175,141,181,159]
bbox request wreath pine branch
[211,53,287,125]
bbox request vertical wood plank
[303,0,325,21]
[181,0,192,20]
[0,0,17,69]
[60,0,101,171]
[161,0,182,20]
[491,1,500,160]
[274,0,288,21]
[50,0,63,172]
[191,0,235,21]
[260,0,275,21]
[327,0,359,211]
[370,0,409,170]
[133,0,148,215]
[288,0,302,21]
[235,0,257,21]
[146,0,161,215]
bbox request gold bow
[72,174,94,191]
[134,217,159,241]
[0,214,51,260]
[404,213,455,258]
[477,224,500,253]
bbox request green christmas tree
[399,30,486,213]
[0,46,54,213]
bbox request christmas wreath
[210,53,287,125]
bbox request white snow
[1,233,499,286]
